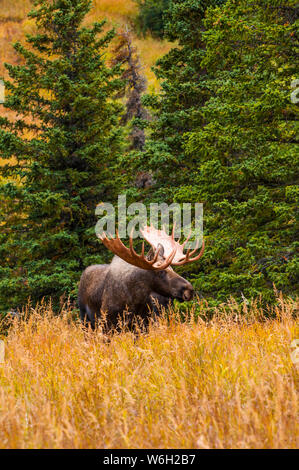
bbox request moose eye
[157,270,167,279]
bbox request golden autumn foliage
[0,294,298,449]
[0,0,171,88]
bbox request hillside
[0,0,171,90]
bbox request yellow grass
[91,0,138,20]
[0,0,32,21]
[0,0,136,21]
[0,0,172,88]
[0,294,298,449]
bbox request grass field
[0,294,298,449]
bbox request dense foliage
[0,0,125,312]
[0,0,298,313]
[185,0,299,302]
[134,0,171,39]
[125,0,299,303]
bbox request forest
[0,0,297,451]
[0,0,297,314]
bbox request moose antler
[140,225,205,266]
[98,229,177,271]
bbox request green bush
[134,0,171,39]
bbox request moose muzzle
[182,287,194,302]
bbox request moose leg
[79,304,95,329]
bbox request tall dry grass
[0,294,298,449]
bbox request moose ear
[147,243,165,261]
[157,243,165,257]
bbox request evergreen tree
[184,0,299,302]
[134,0,171,39]
[0,0,124,313]
[124,0,225,202]
[126,0,298,303]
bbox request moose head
[78,225,205,329]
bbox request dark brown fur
[78,247,193,330]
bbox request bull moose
[78,226,205,329]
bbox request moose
[78,226,205,330]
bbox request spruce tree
[125,0,225,202]
[184,0,299,302]
[127,0,298,303]
[0,0,124,313]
